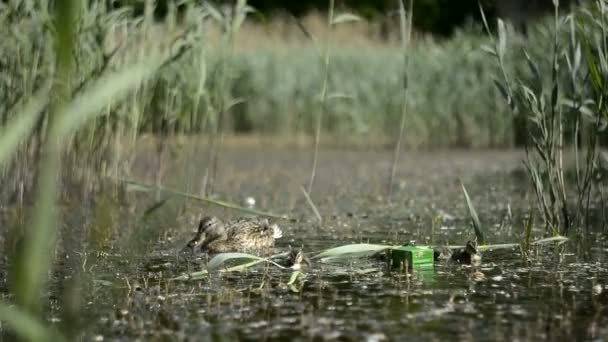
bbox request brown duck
[185,216,283,255]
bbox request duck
[447,240,480,265]
[185,216,282,255]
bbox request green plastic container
[390,246,434,270]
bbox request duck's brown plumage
[186,216,282,255]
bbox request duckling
[285,245,311,270]
[449,240,480,265]
[185,216,282,255]
[432,240,480,265]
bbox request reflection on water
[3,147,607,340]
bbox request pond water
[4,146,608,340]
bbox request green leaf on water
[207,252,286,271]
[207,252,264,271]
[461,182,485,245]
[312,243,393,262]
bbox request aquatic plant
[302,0,363,194]
[176,236,569,282]
[461,182,485,244]
[482,0,606,235]
[387,0,414,203]
[0,0,196,339]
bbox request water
[2,146,608,340]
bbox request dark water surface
[6,147,608,341]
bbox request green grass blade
[118,178,288,219]
[461,182,485,244]
[0,304,65,341]
[300,185,322,223]
[448,236,568,252]
[530,235,568,245]
[56,56,164,138]
[0,85,50,168]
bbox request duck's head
[465,240,482,266]
[287,245,311,270]
[465,240,478,255]
[186,216,225,250]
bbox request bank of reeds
[484,0,608,235]
[2,1,562,160]
[0,0,607,339]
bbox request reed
[482,0,606,235]
[387,0,413,203]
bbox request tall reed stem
[308,0,334,194]
[388,0,413,203]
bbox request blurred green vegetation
[0,0,580,151]
[0,0,607,339]
[118,0,498,36]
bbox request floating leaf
[207,252,265,271]
[207,252,286,271]
[312,243,392,262]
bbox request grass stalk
[387,0,413,203]
[13,0,77,316]
[307,0,334,194]
[300,185,323,223]
[119,178,288,219]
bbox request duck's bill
[184,233,206,250]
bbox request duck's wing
[225,218,281,250]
